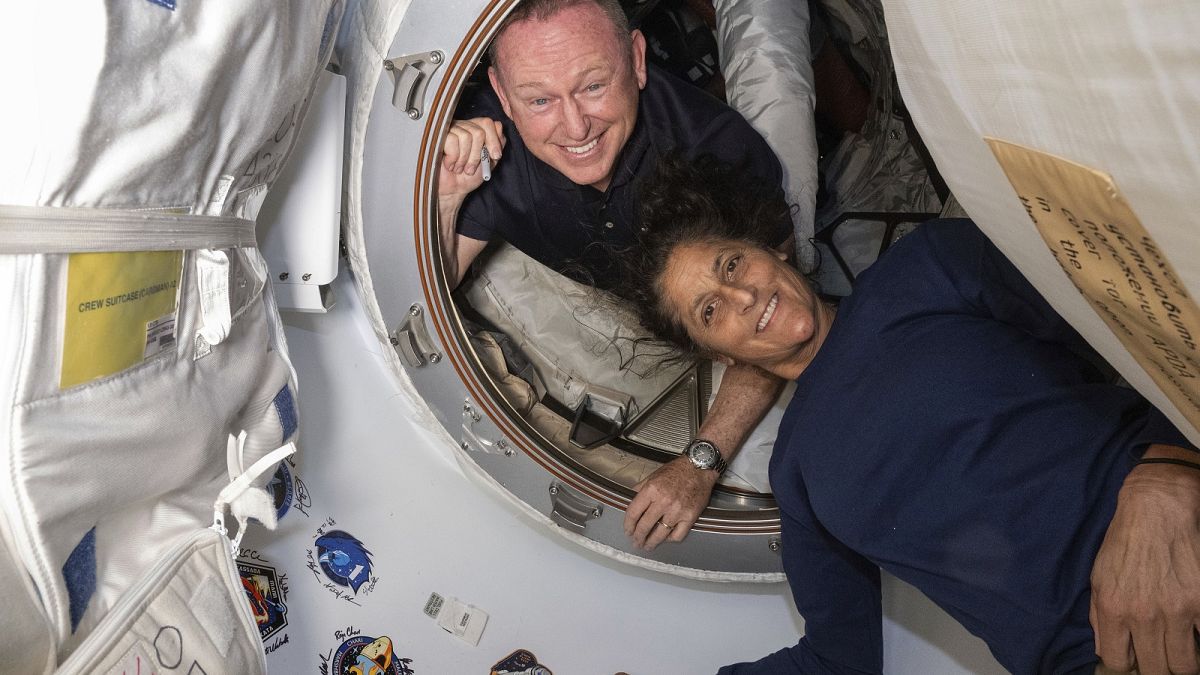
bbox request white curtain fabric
[881,0,1200,443]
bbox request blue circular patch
[266,462,294,521]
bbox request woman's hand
[1090,445,1200,675]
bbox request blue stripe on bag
[273,385,299,442]
[63,527,97,632]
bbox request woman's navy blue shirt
[722,220,1193,674]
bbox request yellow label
[986,138,1200,430]
[61,250,184,388]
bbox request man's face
[488,3,647,192]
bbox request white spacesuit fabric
[0,247,292,658]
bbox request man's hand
[437,117,504,287]
[438,117,505,202]
[1090,445,1200,675]
[624,456,719,551]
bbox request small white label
[193,333,212,361]
[423,592,444,619]
[143,313,177,359]
[212,174,235,206]
[426,594,488,646]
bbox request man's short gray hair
[488,0,632,70]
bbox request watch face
[689,442,718,469]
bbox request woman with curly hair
[617,155,1200,675]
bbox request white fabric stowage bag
[715,0,819,271]
[55,530,266,675]
[0,1,344,670]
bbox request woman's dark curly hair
[614,152,793,361]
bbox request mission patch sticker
[306,518,377,604]
[266,462,295,521]
[237,560,288,643]
[319,629,414,675]
[491,649,553,675]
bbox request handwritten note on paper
[986,138,1200,431]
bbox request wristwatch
[685,439,728,474]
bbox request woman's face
[659,238,827,377]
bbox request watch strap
[712,454,728,474]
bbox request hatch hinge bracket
[391,303,441,368]
[460,399,513,456]
[547,483,602,533]
[383,50,445,120]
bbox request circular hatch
[350,0,784,579]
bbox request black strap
[1135,457,1200,472]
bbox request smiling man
[438,0,791,287]
[436,0,794,550]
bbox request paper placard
[423,592,488,646]
[62,251,184,388]
[987,138,1200,431]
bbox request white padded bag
[715,0,819,271]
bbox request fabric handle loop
[212,440,297,558]
[215,441,296,512]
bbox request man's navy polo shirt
[456,64,789,289]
